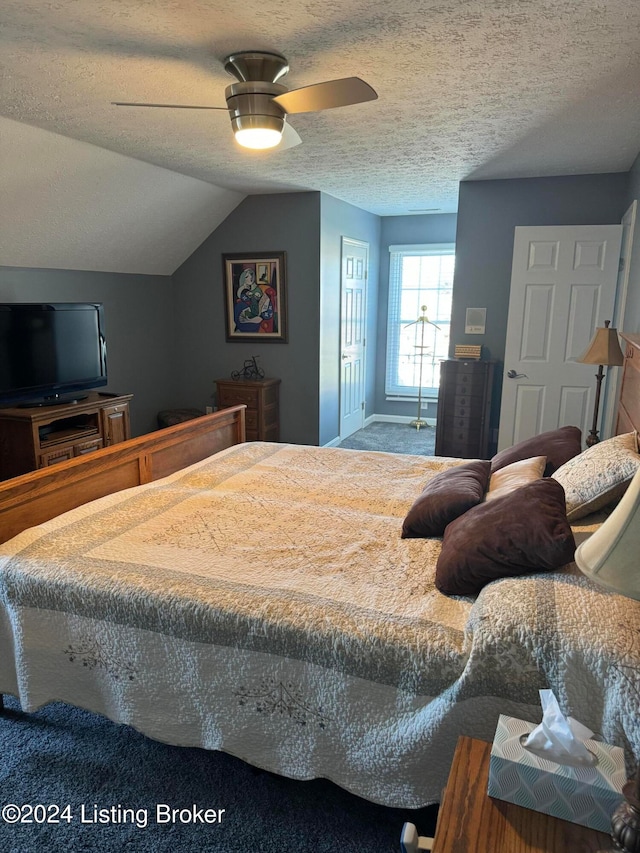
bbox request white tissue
[523,690,597,767]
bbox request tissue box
[488,714,626,832]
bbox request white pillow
[484,455,546,502]
[552,431,640,520]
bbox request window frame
[385,243,454,399]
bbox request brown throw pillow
[401,460,491,539]
[491,426,582,476]
[435,478,575,596]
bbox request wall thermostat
[465,307,486,334]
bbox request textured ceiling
[2,0,640,217]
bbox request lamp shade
[574,467,640,599]
[576,323,624,366]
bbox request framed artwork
[222,252,288,342]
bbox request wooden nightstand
[431,736,611,852]
[215,378,280,442]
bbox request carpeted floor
[0,696,438,852]
[337,421,436,455]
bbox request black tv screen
[0,303,108,406]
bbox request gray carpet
[338,421,436,455]
[0,696,438,852]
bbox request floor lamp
[574,468,640,852]
[406,306,439,431]
[576,321,624,447]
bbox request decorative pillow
[435,478,575,596]
[485,455,546,501]
[401,460,491,539]
[552,431,640,520]
[491,426,582,476]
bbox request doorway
[339,238,368,440]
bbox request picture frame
[222,252,288,343]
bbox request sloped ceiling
[1,0,640,274]
[0,118,244,275]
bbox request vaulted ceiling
[3,0,639,218]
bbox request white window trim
[385,243,454,399]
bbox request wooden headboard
[0,405,245,545]
[616,333,640,436]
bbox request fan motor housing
[225,81,289,134]
[224,51,289,85]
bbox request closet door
[498,225,622,450]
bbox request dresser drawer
[218,385,259,408]
[444,438,483,458]
[74,438,104,456]
[439,413,484,432]
[215,378,281,442]
[39,446,75,467]
[450,376,489,397]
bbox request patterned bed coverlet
[0,442,638,807]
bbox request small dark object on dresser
[232,355,265,381]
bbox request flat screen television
[0,303,108,407]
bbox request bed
[1,348,639,809]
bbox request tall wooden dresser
[435,360,495,459]
[215,378,280,442]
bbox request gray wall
[6,169,636,448]
[0,266,177,436]
[623,152,640,335]
[319,193,381,446]
[375,213,458,418]
[452,173,630,446]
[172,193,322,445]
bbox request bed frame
[0,405,246,546]
[2,332,638,550]
[616,333,640,436]
[2,332,638,551]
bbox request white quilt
[0,442,638,807]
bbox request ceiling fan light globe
[235,127,283,149]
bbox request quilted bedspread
[0,442,638,807]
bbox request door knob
[342,354,349,360]
[507,369,528,379]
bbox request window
[385,243,454,398]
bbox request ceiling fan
[113,50,377,151]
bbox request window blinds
[385,243,455,398]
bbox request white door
[340,238,368,439]
[498,225,623,450]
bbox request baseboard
[367,414,437,427]
[323,436,342,447]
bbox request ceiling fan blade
[272,77,377,115]
[112,102,229,110]
[278,122,302,150]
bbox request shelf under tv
[40,426,100,448]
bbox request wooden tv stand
[0,392,132,480]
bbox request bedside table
[215,378,280,442]
[431,736,612,852]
